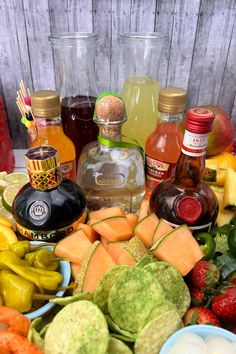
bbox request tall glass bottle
[120,32,167,148]
[150,108,219,233]
[77,94,145,213]
[145,87,186,196]
[49,33,99,165]
[30,90,76,181]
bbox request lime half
[5,172,29,185]
[2,183,22,212]
[0,205,14,222]
[0,171,7,180]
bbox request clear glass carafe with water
[120,33,167,149]
[49,33,99,165]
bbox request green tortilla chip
[136,255,156,268]
[44,300,109,354]
[94,265,130,313]
[105,315,137,341]
[28,318,44,351]
[108,267,165,333]
[178,281,191,317]
[143,261,188,315]
[110,333,136,343]
[50,292,94,306]
[140,300,177,329]
[107,337,133,354]
[134,309,183,354]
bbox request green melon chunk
[105,315,137,341]
[44,300,109,354]
[94,265,131,313]
[106,337,133,354]
[134,309,183,354]
[143,261,190,316]
[50,292,94,306]
[108,267,165,333]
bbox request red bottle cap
[176,196,202,223]
[185,108,215,134]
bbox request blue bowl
[160,325,236,354]
[24,242,71,320]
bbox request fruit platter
[0,165,236,353]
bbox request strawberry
[189,286,206,306]
[211,285,236,325]
[188,260,220,290]
[183,306,221,327]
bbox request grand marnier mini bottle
[12,145,87,242]
[150,108,219,232]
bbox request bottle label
[145,155,176,190]
[162,218,212,233]
[15,211,87,242]
[61,160,76,181]
[182,130,209,156]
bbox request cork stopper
[158,87,187,114]
[31,90,61,118]
[95,94,126,122]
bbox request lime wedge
[0,206,14,222]
[5,172,29,185]
[0,171,7,180]
[2,183,22,212]
[0,179,10,192]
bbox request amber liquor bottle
[12,145,87,242]
[150,108,219,232]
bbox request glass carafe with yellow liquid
[120,33,167,148]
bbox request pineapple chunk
[210,185,235,226]
[223,168,236,211]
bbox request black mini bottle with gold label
[12,145,87,242]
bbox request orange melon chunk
[126,213,138,230]
[134,213,159,247]
[71,263,80,279]
[138,199,150,221]
[152,219,174,245]
[77,223,99,243]
[74,241,115,293]
[107,241,127,262]
[87,219,99,226]
[88,206,125,221]
[101,237,109,249]
[150,225,204,276]
[91,216,133,241]
[117,249,137,266]
[54,229,92,264]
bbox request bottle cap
[185,108,215,134]
[31,90,61,118]
[25,146,62,190]
[158,87,187,114]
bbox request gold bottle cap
[25,145,60,173]
[31,90,61,118]
[158,87,187,114]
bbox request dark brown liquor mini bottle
[150,108,219,232]
[12,145,87,242]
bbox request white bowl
[160,325,236,354]
[24,242,71,320]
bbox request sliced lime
[0,206,14,222]
[0,179,10,192]
[2,183,22,212]
[0,171,7,180]
[5,172,29,185]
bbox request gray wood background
[0,0,236,148]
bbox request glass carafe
[49,33,99,165]
[120,32,167,149]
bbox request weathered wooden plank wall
[0,0,236,148]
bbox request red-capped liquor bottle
[149,108,219,233]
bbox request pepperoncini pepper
[27,249,60,271]
[0,269,55,313]
[0,249,27,269]
[9,240,55,258]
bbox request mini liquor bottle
[145,87,186,196]
[12,145,87,242]
[31,90,77,181]
[77,93,145,212]
[150,108,219,232]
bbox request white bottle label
[182,130,209,157]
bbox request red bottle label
[182,130,209,156]
[176,196,202,223]
[145,155,176,190]
[61,160,76,181]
